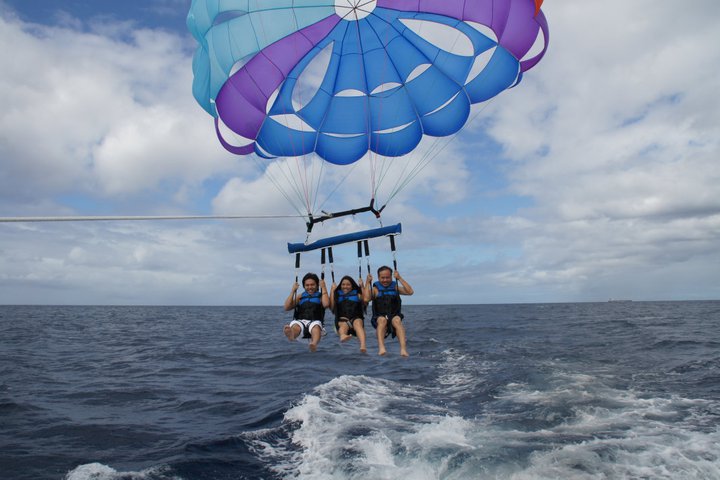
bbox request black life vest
[335,289,364,320]
[294,291,325,321]
[372,281,401,317]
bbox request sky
[0,0,718,305]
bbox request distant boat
[608,298,633,303]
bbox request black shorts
[371,313,403,338]
[334,317,364,336]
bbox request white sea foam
[64,462,179,480]
[245,374,473,479]
[435,348,492,398]
[65,463,117,480]
[245,367,720,480]
[481,369,720,479]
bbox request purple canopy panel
[214,117,255,155]
[500,0,543,63]
[520,10,548,72]
[215,81,266,141]
[377,0,544,70]
[215,15,340,143]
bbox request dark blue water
[2,302,719,480]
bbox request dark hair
[301,273,320,289]
[377,265,392,276]
[333,275,365,314]
[337,275,360,292]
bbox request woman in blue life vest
[329,275,372,353]
[283,272,329,352]
[369,266,414,357]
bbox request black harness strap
[390,235,398,272]
[363,239,371,276]
[328,247,335,284]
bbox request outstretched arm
[284,282,299,311]
[394,271,414,296]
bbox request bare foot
[340,334,352,343]
[309,343,318,352]
[283,325,294,341]
[360,344,367,353]
[400,349,409,357]
[378,347,386,356]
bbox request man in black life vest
[369,266,414,357]
[283,272,329,352]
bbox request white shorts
[289,319,326,339]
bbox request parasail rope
[383,96,498,206]
[314,161,360,214]
[255,10,320,219]
[247,153,308,218]
[374,22,469,205]
[0,214,305,223]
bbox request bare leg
[376,316,388,356]
[392,316,409,357]
[284,324,301,341]
[309,325,322,352]
[338,321,352,343]
[353,318,367,353]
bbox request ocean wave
[4,302,719,480]
[64,463,180,480]
[239,367,720,480]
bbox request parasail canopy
[188,0,549,163]
[188,0,549,225]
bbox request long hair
[333,275,363,314]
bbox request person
[369,266,414,356]
[283,272,329,352]
[329,275,371,353]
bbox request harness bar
[288,223,401,254]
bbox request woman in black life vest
[329,275,372,353]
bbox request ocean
[1,302,719,480]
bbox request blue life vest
[372,281,401,316]
[294,291,325,321]
[335,289,364,320]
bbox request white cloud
[1,1,719,304]
[0,13,238,207]
[426,0,720,301]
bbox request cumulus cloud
[0,12,239,210]
[0,219,293,305]
[490,1,720,221]
[421,0,720,301]
[1,1,719,304]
